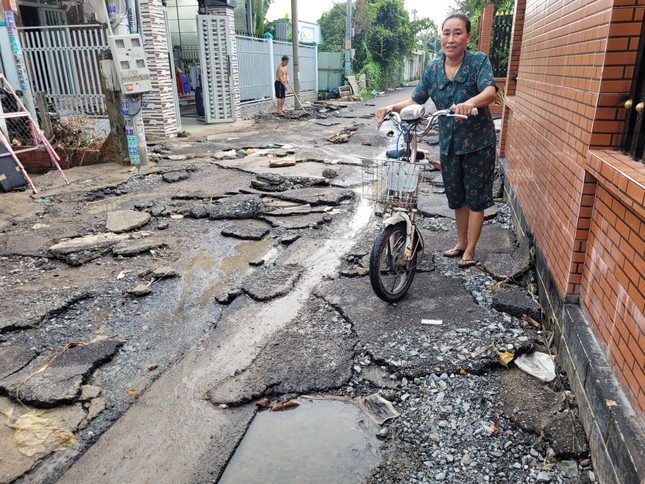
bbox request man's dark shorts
[274,81,286,99]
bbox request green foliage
[247,0,275,37]
[413,17,440,59]
[451,0,515,49]
[353,0,414,89]
[360,61,383,92]
[318,0,419,89]
[318,3,346,52]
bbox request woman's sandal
[458,259,478,269]
[442,248,465,258]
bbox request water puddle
[221,240,274,275]
[219,400,382,484]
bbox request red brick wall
[502,0,645,418]
[584,150,645,417]
[478,2,495,55]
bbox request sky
[266,0,456,30]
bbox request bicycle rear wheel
[369,222,419,302]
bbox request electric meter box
[108,34,153,95]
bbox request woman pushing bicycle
[376,12,498,269]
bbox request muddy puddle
[219,399,382,483]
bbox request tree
[318,0,421,90]
[251,0,275,36]
[318,3,346,52]
[413,17,440,59]
[353,0,414,89]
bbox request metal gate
[490,11,513,78]
[197,15,235,124]
[18,24,108,117]
[621,16,645,162]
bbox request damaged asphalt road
[1,91,593,483]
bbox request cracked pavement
[0,89,593,483]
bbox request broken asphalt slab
[207,298,355,406]
[0,339,123,407]
[492,284,542,323]
[47,232,137,265]
[484,236,533,280]
[269,186,355,206]
[0,289,93,334]
[221,221,271,240]
[105,210,151,233]
[240,264,303,301]
[315,274,537,378]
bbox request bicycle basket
[361,159,424,209]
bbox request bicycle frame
[366,106,470,302]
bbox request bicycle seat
[386,148,426,160]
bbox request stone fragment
[162,171,190,183]
[126,284,152,297]
[106,210,151,233]
[112,238,167,256]
[322,168,338,179]
[280,234,300,245]
[79,385,102,401]
[269,157,296,168]
[149,266,179,278]
[83,397,106,425]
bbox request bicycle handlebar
[383,107,478,127]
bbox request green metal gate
[318,52,343,92]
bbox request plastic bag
[514,351,556,382]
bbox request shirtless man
[275,56,289,115]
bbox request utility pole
[344,0,352,81]
[105,0,149,167]
[290,0,301,109]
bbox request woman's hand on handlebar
[450,102,478,119]
[376,106,392,128]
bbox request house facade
[499,0,645,481]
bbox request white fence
[16,23,319,123]
[19,24,108,117]
[237,36,317,103]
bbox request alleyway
[1,89,593,483]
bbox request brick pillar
[205,6,242,120]
[139,0,179,139]
[498,0,526,157]
[478,2,495,55]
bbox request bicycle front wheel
[369,222,418,302]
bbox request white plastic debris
[421,319,443,325]
[514,352,556,382]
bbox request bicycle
[362,105,476,302]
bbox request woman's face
[441,18,470,60]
